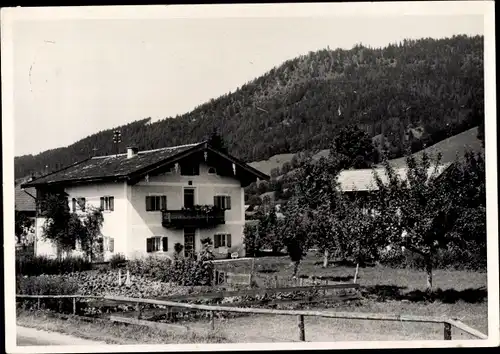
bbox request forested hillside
[15,35,484,179]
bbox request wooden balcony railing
[161,207,225,229]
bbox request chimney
[127,147,138,158]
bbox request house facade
[22,140,269,261]
[15,182,37,248]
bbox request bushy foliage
[40,190,104,261]
[127,256,214,286]
[16,36,483,180]
[15,211,34,244]
[16,275,80,314]
[16,255,92,276]
[379,243,486,271]
[243,224,262,257]
[371,150,486,289]
[17,275,79,295]
[109,253,127,269]
[41,191,74,254]
[331,124,379,169]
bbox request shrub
[174,243,184,259]
[17,275,79,295]
[16,255,92,276]
[109,254,127,269]
[128,256,214,286]
[16,275,80,313]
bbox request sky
[8,6,485,157]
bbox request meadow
[17,253,488,343]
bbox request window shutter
[227,234,232,248]
[109,197,114,211]
[161,196,167,210]
[146,238,153,253]
[100,197,105,210]
[79,198,86,212]
[162,237,168,252]
[214,234,219,248]
[213,196,218,208]
[146,196,152,211]
[109,238,115,252]
[72,198,76,212]
[226,196,231,210]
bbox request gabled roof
[338,162,453,192]
[15,184,36,212]
[22,141,269,188]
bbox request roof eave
[127,142,208,184]
[22,175,129,188]
[206,146,270,181]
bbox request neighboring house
[21,141,269,261]
[337,163,453,252]
[15,183,37,246]
[337,162,453,207]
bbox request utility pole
[112,130,122,156]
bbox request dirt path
[16,326,107,346]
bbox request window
[214,234,232,248]
[101,236,115,252]
[208,167,217,174]
[214,195,231,210]
[145,195,167,211]
[146,236,168,253]
[181,163,200,176]
[72,197,86,212]
[184,188,195,209]
[100,196,115,211]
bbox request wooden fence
[16,294,487,341]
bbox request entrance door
[184,188,195,209]
[184,227,196,258]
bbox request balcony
[161,205,225,229]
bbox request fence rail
[16,294,488,341]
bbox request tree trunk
[425,255,433,291]
[322,249,329,268]
[292,260,300,278]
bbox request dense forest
[15,35,484,179]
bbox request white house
[21,140,269,261]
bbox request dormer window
[208,167,217,175]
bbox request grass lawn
[15,254,488,343]
[214,254,488,339]
[16,310,227,345]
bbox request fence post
[118,269,122,286]
[136,302,141,320]
[73,297,76,315]
[353,264,359,284]
[37,297,41,310]
[126,270,131,285]
[274,275,278,288]
[444,322,452,340]
[210,310,215,331]
[297,314,305,341]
